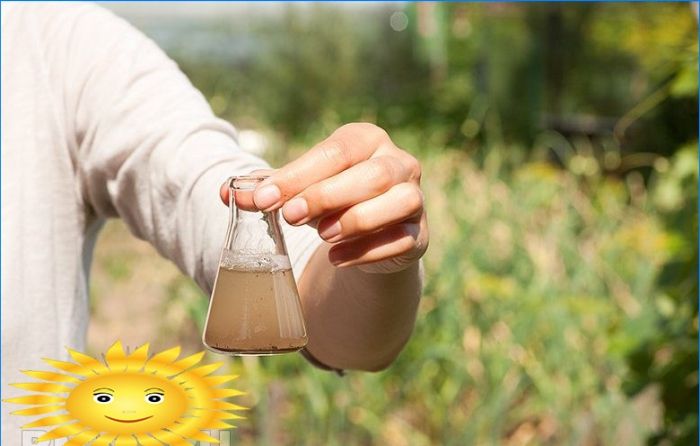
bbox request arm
[54,4,272,292]
[299,245,422,371]
[59,5,427,371]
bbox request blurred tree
[624,43,698,445]
[625,143,698,446]
[172,3,696,161]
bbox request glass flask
[202,175,308,355]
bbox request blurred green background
[90,3,698,445]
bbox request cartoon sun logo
[4,341,245,445]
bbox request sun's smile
[104,415,153,423]
[5,341,247,445]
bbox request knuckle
[404,154,422,181]
[320,139,354,169]
[340,122,390,147]
[365,123,390,140]
[366,157,395,192]
[315,183,337,211]
[351,208,373,233]
[402,184,424,214]
[346,122,388,137]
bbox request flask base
[204,344,306,356]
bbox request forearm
[298,243,422,371]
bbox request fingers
[252,123,391,211]
[280,155,410,225]
[328,216,427,267]
[219,169,274,207]
[316,182,424,242]
[213,123,428,273]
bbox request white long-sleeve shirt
[1,4,321,442]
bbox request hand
[221,123,428,273]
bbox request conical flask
[203,175,308,355]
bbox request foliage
[625,145,698,446]
[623,41,698,446]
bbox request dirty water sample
[203,252,308,355]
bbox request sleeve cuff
[299,348,345,376]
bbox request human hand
[221,123,428,273]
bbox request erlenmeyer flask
[202,175,308,355]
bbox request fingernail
[254,184,281,210]
[319,221,342,241]
[283,197,309,224]
[328,247,350,266]
[329,252,345,266]
[329,256,352,268]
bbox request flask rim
[228,175,270,190]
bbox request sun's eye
[145,393,165,404]
[93,393,113,404]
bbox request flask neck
[224,177,288,258]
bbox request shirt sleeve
[48,4,321,293]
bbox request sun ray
[63,429,99,446]
[37,422,83,441]
[67,349,108,375]
[170,351,206,372]
[21,370,80,383]
[179,411,238,430]
[145,351,206,379]
[203,374,238,387]
[105,341,128,371]
[211,400,247,411]
[134,432,166,446]
[211,388,245,399]
[197,408,240,428]
[189,430,221,443]
[11,404,66,416]
[22,413,74,428]
[151,428,190,445]
[172,412,223,437]
[124,344,150,372]
[208,420,236,430]
[11,382,73,394]
[187,362,223,378]
[169,420,220,444]
[190,408,247,419]
[42,358,92,377]
[114,434,138,446]
[4,394,65,405]
[144,347,183,377]
[90,433,117,446]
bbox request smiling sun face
[65,373,188,435]
[5,342,246,446]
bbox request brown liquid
[203,267,307,355]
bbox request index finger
[252,123,391,211]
